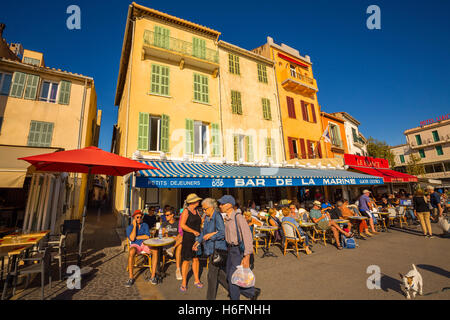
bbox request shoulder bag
[211,212,227,267]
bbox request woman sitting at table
[243,210,263,234]
[342,200,373,237]
[281,207,312,254]
[267,208,284,244]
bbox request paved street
[10,211,450,300]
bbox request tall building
[391,117,450,187]
[253,37,324,163]
[320,112,349,159]
[0,26,100,231]
[330,112,368,156]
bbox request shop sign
[344,154,389,169]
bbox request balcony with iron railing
[280,68,318,94]
[409,135,450,149]
[142,30,219,73]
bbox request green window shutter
[436,146,443,156]
[400,155,405,163]
[28,121,53,147]
[211,123,220,157]
[228,54,234,74]
[231,91,236,114]
[194,74,208,103]
[9,72,27,98]
[151,64,169,96]
[419,149,425,158]
[185,119,194,154]
[201,75,209,103]
[154,26,170,49]
[233,135,239,161]
[415,135,422,145]
[151,64,160,94]
[160,114,170,153]
[237,92,242,114]
[257,64,268,83]
[245,136,254,162]
[161,66,169,96]
[265,138,272,158]
[231,91,242,114]
[193,73,201,102]
[262,98,271,120]
[432,131,439,142]
[137,112,149,151]
[193,37,206,59]
[58,80,71,104]
[271,138,276,162]
[24,74,40,100]
[229,54,240,75]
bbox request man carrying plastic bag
[218,195,260,300]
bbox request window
[300,101,309,122]
[193,37,206,59]
[58,80,71,105]
[211,123,220,157]
[154,26,170,49]
[194,121,208,155]
[265,138,275,162]
[288,137,298,159]
[419,149,425,158]
[23,74,40,100]
[257,63,268,83]
[262,98,271,120]
[432,130,439,142]
[0,72,12,95]
[39,81,58,103]
[444,162,450,172]
[27,121,54,147]
[415,134,422,145]
[424,164,434,174]
[400,155,405,163]
[352,127,358,143]
[138,113,169,152]
[228,54,240,75]
[329,123,342,147]
[23,57,40,66]
[186,119,194,154]
[150,64,169,96]
[233,134,253,162]
[9,72,27,98]
[286,96,296,118]
[193,73,209,103]
[434,163,444,173]
[231,90,242,114]
[290,65,296,77]
[436,145,443,156]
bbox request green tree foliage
[367,137,395,166]
[406,153,425,176]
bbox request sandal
[180,285,187,292]
[194,281,204,288]
[337,246,343,250]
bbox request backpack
[341,235,357,249]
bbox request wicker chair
[281,221,307,258]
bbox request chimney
[0,23,5,38]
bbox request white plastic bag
[231,265,255,288]
[437,217,449,232]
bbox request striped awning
[134,160,384,188]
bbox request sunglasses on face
[135,216,143,219]
[165,213,173,217]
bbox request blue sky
[1,0,449,150]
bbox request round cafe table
[297,221,317,242]
[348,216,368,239]
[255,225,278,258]
[144,237,176,284]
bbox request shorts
[317,219,331,231]
[130,243,150,254]
[360,210,372,219]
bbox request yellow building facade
[113,3,222,213]
[253,37,325,164]
[0,46,100,223]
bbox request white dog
[399,264,423,299]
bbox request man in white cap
[358,189,378,234]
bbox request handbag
[234,213,246,254]
[211,212,227,267]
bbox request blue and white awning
[135,160,384,188]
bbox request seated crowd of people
[125,186,447,299]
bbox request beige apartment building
[390,118,450,187]
[0,28,100,232]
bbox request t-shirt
[143,214,157,229]
[126,222,150,246]
[413,196,430,213]
[430,192,441,209]
[358,195,371,211]
[329,207,342,220]
[162,220,179,237]
[309,209,323,221]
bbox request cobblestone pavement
[9,213,450,300]
[11,210,141,300]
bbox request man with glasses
[126,210,151,287]
[160,207,183,281]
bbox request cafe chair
[281,221,306,258]
[392,206,408,228]
[11,247,52,300]
[47,234,66,281]
[252,226,267,255]
[126,240,152,276]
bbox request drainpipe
[125,17,136,159]
[71,77,88,218]
[271,47,286,162]
[218,63,225,159]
